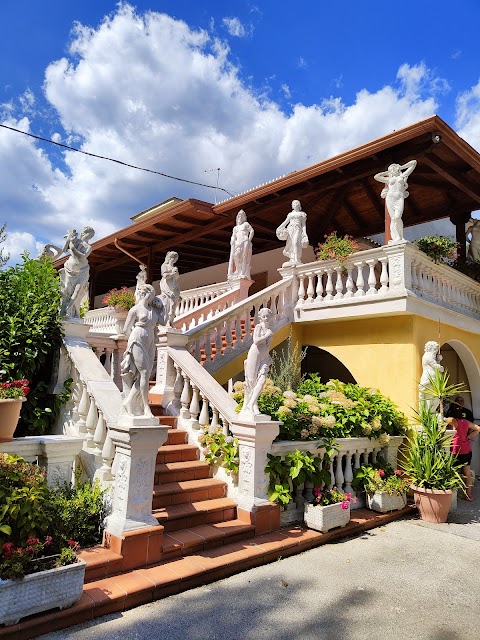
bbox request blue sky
[1,1,480,262]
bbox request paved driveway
[40,487,480,640]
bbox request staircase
[151,414,254,560]
[81,411,255,583]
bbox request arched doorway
[301,346,357,384]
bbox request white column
[229,416,280,511]
[150,328,188,411]
[105,416,169,537]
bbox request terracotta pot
[411,485,452,523]
[0,398,26,442]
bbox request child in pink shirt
[446,417,480,501]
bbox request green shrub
[413,236,458,263]
[0,255,65,435]
[48,475,106,548]
[0,453,53,546]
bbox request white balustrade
[185,278,295,373]
[293,243,480,321]
[84,307,128,335]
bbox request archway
[301,346,357,384]
[440,341,480,418]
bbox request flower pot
[367,491,407,513]
[304,502,350,533]
[0,398,26,443]
[0,558,86,626]
[411,485,453,523]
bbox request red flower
[394,470,402,476]
[378,469,385,477]
[44,536,53,546]
[25,537,39,546]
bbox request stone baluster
[104,349,113,376]
[94,432,115,485]
[372,449,378,464]
[297,274,306,306]
[303,480,314,503]
[215,325,223,361]
[315,269,324,302]
[76,380,89,435]
[224,318,234,352]
[344,266,354,298]
[180,372,192,419]
[189,384,200,430]
[306,273,315,303]
[199,393,210,430]
[378,257,389,294]
[366,259,378,295]
[343,451,354,495]
[325,269,334,301]
[169,364,183,415]
[329,457,335,488]
[93,408,107,457]
[294,481,306,507]
[354,261,365,297]
[85,393,97,449]
[334,266,344,300]
[235,313,243,348]
[210,406,219,432]
[335,452,345,491]
[204,331,212,361]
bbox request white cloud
[456,80,480,150]
[297,57,307,69]
[222,17,248,38]
[2,230,44,265]
[281,83,291,99]
[0,5,455,257]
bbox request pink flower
[341,500,350,510]
[394,470,402,476]
[378,469,385,477]
[44,536,53,546]
[25,537,39,546]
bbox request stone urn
[0,398,26,442]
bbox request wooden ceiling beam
[361,179,385,222]
[423,153,480,204]
[343,198,364,231]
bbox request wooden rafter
[423,153,480,204]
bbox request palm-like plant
[419,369,468,424]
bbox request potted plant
[315,231,360,267]
[0,536,86,626]
[304,486,352,533]
[354,463,409,513]
[400,405,465,523]
[413,235,459,264]
[102,286,136,311]
[0,377,29,442]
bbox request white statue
[240,308,273,418]
[374,160,417,245]
[159,251,181,328]
[135,264,148,303]
[466,218,480,262]
[121,284,167,417]
[419,340,444,411]
[276,200,309,267]
[228,210,254,279]
[57,226,95,318]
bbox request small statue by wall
[159,251,181,328]
[228,210,254,280]
[135,263,148,303]
[419,340,444,411]
[121,284,167,417]
[276,200,309,267]
[240,307,274,418]
[57,226,95,319]
[374,160,417,244]
[466,217,480,262]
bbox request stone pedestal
[229,415,280,512]
[149,328,188,407]
[227,276,254,300]
[105,416,169,537]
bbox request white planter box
[304,502,350,533]
[0,558,86,626]
[367,491,406,513]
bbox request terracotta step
[78,546,123,583]
[165,429,188,446]
[161,519,255,559]
[155,460,211,484]
[152,497,237,531]
[156,444,199,464]
[152,478,226,508]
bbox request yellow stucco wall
[301,317,417,417]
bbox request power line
[0,123,235,196]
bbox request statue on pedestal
[159,251,180,328]
[276,200,309,267]
[135,264,148,303]
[121,284,167,417]
[466,218,480,262]
[228,210,254,279]
[374,160,417,244]
[240,308,273,418]
[419,340,444,411]
[52,226,95,319]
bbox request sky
[1,0,480,264]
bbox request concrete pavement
[40,487,480,640]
